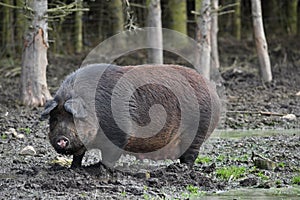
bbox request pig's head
[41,95,88,156]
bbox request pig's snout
[56,136,70,149]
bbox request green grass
[275,179,282,185]
[257,171,269,180]
[18,127,31,135]
[235,154,249,162]
[120,191,126,197]
[1,134,7,140]
[195,155,212,164]
[216,154,226,162]
[182,185,205,198]
[216,166,246,180]
[186,185,198,194]
[292,175,300,185]
[278,162,285,168]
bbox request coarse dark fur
[42,64,221,168]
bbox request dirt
[0,37,300,199]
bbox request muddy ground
[0,38,299,199]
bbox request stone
[282,114,296,121]
[6,128,18,137]
[20,146,36,155]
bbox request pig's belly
[124,131,181,160]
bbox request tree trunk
[286,0,298,35]
[197,0,211,79]
[109,0,124,35]
[210,0,219,69]
[75,0,83,53]
[251,0,272,82]
[168,0,187,35]
[2,0,13,56]
[298,2,300,36]
[16,0,26,54]
[195,0,202,16]
[20,0,51,106]
[147,0,163,64]
[233,0,241,40]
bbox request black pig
[42,64,221,168]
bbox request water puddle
[203,186,300,200]
[213,129,300,139]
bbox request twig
[0,2,22,9]
[128,3,147,9]
[218,2,239,11]
[227,110,285,116]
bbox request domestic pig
[42,63,221,168]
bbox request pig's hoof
[70,162,82,169]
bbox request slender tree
[16,0,26,54]
[75,0,83,53]
[195,0,202,16]
[2,0,13,56]
[251,0,272,82]
[233,0,241,40]
[109,0,124,35]
[197,0,211,79]
[20,0,51,106]
[286,0,298,35]
[147,0,163,64]
[168,0,187,35]
[210,0,219,69]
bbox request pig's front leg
[71,152,85,168]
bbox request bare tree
[168,0,187,35]
[109,0,124,34]
[147,0,163,64]
[2,0,14,55]
[251,0,272,82]
[210,0,219,69]
[75,0,83,53]
[233,0,241,40]
[286,0,298,35]
[20,0,51,106]
[197,0,211,79]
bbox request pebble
[5,128,26,139]
[296,91,300,96]
[6,128,18,137]
[282,114,296,121]
[20,146,36,155]
[16,134,25,139]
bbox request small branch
[124,0,139,30]
[47,7,89,13]
[227,110,285,116]
[218,10,235,16]
[128,3,147,9]
[218,2,239,11]
[0,2,22,9]
[192,4,236,17]
[0,2,33,12]
[47,2,86,13]
[46,2,89,20]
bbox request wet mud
[0,38,299,199]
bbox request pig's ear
[41,99,58,120]
[64,98,87,119]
